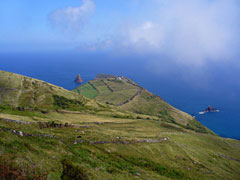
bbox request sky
[0,0,147,49]
[1,0,240,67]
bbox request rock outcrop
[75,74,83,83]
[199,105,219,114]
[204,105,219,113]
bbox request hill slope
[0,70,172,121]
[0,71,239,180]
[0,70,93,110]
[0,106,240,180]
[73,74,212,134]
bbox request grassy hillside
[0,71,161,123]
[0,71,239,180]
[72,83,98,99]
[73,75,213,134]
[0,70,94,110]
[0,111,240,180]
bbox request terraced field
[73,75,209,133]
[72,83,98,99]
[73,77,140,106]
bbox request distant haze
[120,0,240,66]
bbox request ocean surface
[0,52,240,140]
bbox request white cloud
[48,0,95,33]
[125,22,165,50]
[120,0,240,66]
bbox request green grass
[0,70,212,134]
[96,89,139,105]
[73,75,214,134]
[73,78,140,106]
[0,71,239,179]
[0,105,47,118]
[0,111,239,180]
[0,70,90,110]
[72,83,98,99]
[61,159,89,180]
[53,95,84,110]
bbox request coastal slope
[0,71,239,179]
[0,70,102,111]
[73,74,213,134]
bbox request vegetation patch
[0,156,48,180]
[61,159,89,180]
[38,121,72,129]
[73,83,98,99]
[0,105,46,118]
[186,120,210,134]
[120,156,190,180]
[53,95,85,111]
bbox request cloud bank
[48,0,240,67]
[118,0,240,66]
[48,0,95,33]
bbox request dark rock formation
[199,105,219,115]
[204,105,219,113]
[75,74,83,84]
[0,118,33,125]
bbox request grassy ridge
[73,75,214,135]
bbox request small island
[199,105,220,115]
[74,74,83,84]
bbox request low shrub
[53,95,85,111]
[61,159,89,180]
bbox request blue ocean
[0,52,240,140]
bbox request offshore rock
[199,105,219,114]
[75,74,83,83]
[204,105,219,113]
